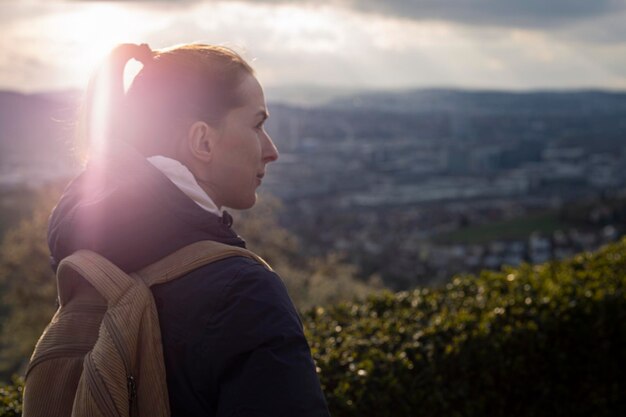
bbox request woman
[47,43,331,416]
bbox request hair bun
[133,43,154,66]
[108,43,153,67]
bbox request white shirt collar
[146,155,223,217]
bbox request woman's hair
[77,43,254,160]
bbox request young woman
[47,43,331,416]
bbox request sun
[34,3,170,89]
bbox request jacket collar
[48,145,245,273]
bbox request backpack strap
[135,240,272,287]
[56,241,270,306]
[57,250,135,306]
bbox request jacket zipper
[127,374,137,416]
[104,317,138,417]
[85,353,121,417]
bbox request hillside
[329,88,626,114]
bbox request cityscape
[1,88,626,289]
[262,90,626,288]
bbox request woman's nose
[262,133,279,163]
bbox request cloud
[246,0,626,46]
[1,0,626,92]
[344,0,626,28]
[231,0,626,29]
[20,0,626,29]
[553,10,626,44]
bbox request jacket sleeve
[203,261,331,417]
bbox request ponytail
[76,43,153,162]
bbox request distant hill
[264,84,365,107]
[328,88,626,114]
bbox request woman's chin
[226,193,257,211]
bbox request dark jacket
[47,147,331,417]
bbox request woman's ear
[186,121,215,163]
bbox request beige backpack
[22,240,270,417]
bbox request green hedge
[304,237,626,416]
[0,377,21,417]
[3,238,626,416]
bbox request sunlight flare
[27,3,169,87]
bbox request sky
[1,0,626,93]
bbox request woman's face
[203,74,279,210]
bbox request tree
[234,194,382,311]
[0,187,60,378]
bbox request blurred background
[1,0,626,396]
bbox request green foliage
[0,377,22,417]
[303,238,626,417]
[0,188,60,378]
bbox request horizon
[3,84,626,108]
[1,0,626,94]
[8,84,626,94]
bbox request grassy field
[434,211,571,244]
